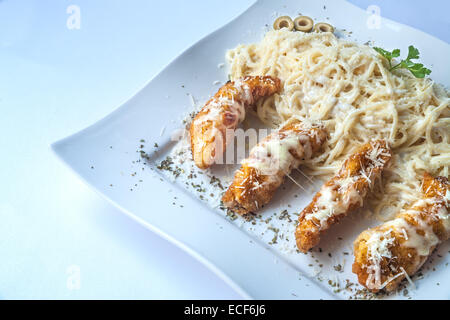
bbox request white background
[0,0,448,299]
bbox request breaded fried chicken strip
[190,76,281,169]
[222,118,327,215]
[296,140,392,253]
[352,173,449,292]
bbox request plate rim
[51,0,263,300]
[51,0,450,299]
[50,144,254,299]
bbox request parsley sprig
[373,45,431,78]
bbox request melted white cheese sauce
[364,195,449,290]
[243,130,312,178]
[305,177,363,229]
[304,141,388,230]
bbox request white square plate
[52,0,450,299]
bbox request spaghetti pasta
[226,29,449,220]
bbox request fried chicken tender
[190,76,281,169]
[296,140,392,253]
[352,173,449,292]
[222,118,327,215]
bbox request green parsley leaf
[406,45,420,60]
[373,47,393,58]
[408,63,431,78]
[373,45,431,78]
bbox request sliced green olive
[314,22,334,33]
[273,16,294,31]
[293,16,314,32]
